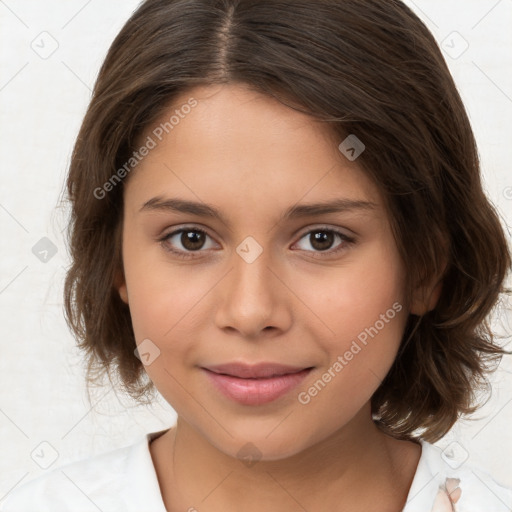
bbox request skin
[116,83,431,512]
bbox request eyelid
[159,223,217,241]
[159,224,220,247]
[159,223,356,241]
[294,223,356,239]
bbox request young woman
[2,1,511,511]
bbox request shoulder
[404,440,512,512]
[0,430,168,512]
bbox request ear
[410,275,443,315]
[114,268,129,304]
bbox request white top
[1,430,511,512]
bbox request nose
[213,242,293,340]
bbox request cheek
[122,255,208,406]
[122,242,219,361]
[294,245,407,410]
[127,269,204,344]
[298,245,405,346]
[334,267,404,341]
[296,245,406,394]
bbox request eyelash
[158,225,355,260]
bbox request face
[117,83,410,460]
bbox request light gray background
[1,0,511,502]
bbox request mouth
[201,362,314,405]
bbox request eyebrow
[139,196,377,227]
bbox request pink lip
[202,363,313,405]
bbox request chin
[202,419,324,463]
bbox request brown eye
[309,231,336,251]
[293,228,355,256]
[160,228,217,258]
[180,230,206,251]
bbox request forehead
[125,84,383,218]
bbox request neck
[151,405,421,512]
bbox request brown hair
[63,0,511,442]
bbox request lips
[201,362,313,405]
[204,362,309,379]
